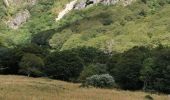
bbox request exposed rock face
[56,0,78,21]
[7,10,30,29]
[74,0,133,9]
[74,0,86,9]
[56,0,134,21]
[6,0,37,29]
[74,0,119,10]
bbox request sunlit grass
[0,75,168,100]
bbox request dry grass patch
[0,75,168,100]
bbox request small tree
[19,53,44,77]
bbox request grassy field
[0,75,168,100]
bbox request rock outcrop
[74,0,133,10]
[74,0,120,9]
[6,0,37,29]
[56,0,134,22]
[7,10,30,29]
[56,0,78,21]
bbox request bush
[85,74,115,88]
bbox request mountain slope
[0,0,170,53]
[49,0,170,52]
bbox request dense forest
[0,0,170,94]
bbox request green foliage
[49,32,72,50]
[109,46,149,90]
[45,50,84,81]
[79,63,107,81]
[48,1,170,52]
[0,1,6,19]
[19,43,48,57]
[85,74,115,88]
[31,29,55,46]
[0,46,23,74]
[141,46,170,93]
[140,58,155,90]
[71,47,109,64]
[19,53,45,77]
[1,0,170,52]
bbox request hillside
[49,0,170,52]
[0,0,169,52]
[0,75,168,100]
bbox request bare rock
[74,0,121,10]
[74,0,134,10]
[7,10,30,29]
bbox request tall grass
[0,75,168,100]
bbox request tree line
[0,44,170,94]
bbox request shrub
[85,74,115,88]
